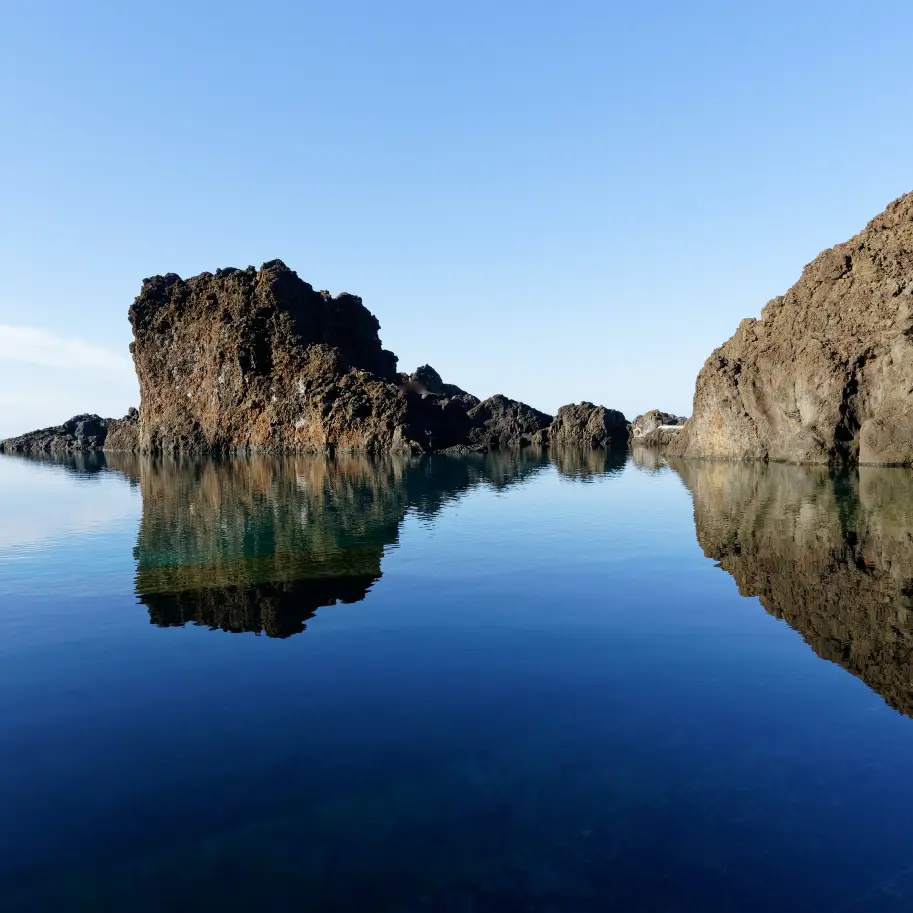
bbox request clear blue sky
[1,1,912,437]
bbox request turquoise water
[2,448,913,912]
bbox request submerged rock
[672,190,913,464]
[547,402,628,448]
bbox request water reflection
[103,450,552,636]
[671,460,913,717]
[630,445,668,474]
[551,447,626,480]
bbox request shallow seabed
[2,447,913,912]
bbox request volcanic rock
[0,412,138,455]
[629,409,686,447]
[465,394,553,448]
[547,402,627,449]
[671,191,913,464]
[128,260,475,454]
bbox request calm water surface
[2,448,913,912]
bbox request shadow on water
[669,458,913,718]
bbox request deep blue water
[2,448,913,912]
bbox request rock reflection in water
[671,459,913,717]
[551,447,626,480]
[104,450,550,637]
[630,446,668,474]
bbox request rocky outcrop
[547,402,627,448]
[2,260,633,456]
[128,260,482,455]
[0,410,138,455]
[464,394,553,449]
[104,408,140,452]
[629,410,686,447]
[672,458,913,716]
[401,364,479,410]
[672,190,913,464]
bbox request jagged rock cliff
[672,459,913,716]
[128,261,478,454]
[671,191,913,464]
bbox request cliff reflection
[105,450,549,637]
[671,459,913,717]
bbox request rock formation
[0,410,138,455]
[672,458,913,716]
[128,261,481,454]
[2,260,631,455]
[672,190,913,464]
[465,394,553,449]
[548,402,627,448]
[629,410,686,447]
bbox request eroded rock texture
[0,410,138,455]
[629,409,685,447]
[548,402,627,448]
[129,261,475,454]
[672,191,913,464]
[672,459,913,716]
[466,394,553,449]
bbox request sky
[1,0,912,439]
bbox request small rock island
[1,261,629,456]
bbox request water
[2,448,913,912]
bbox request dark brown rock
[128,261,472,454]
[104,408,140,452]
[465,394,553,449]
[672,191,913,464]
[547,402,627,448]
[0,412,138,455]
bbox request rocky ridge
[2,261,629,456]
[671,190,913,464]
[0,410,138,455]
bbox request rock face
[629,409,686,447]
[548,402,627,448]
[672,191,913,464]
[0,410,138,455]
[129,261,476,454]
[2,260,632,456]
[465,394,553,448]
[672,458,913,716]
